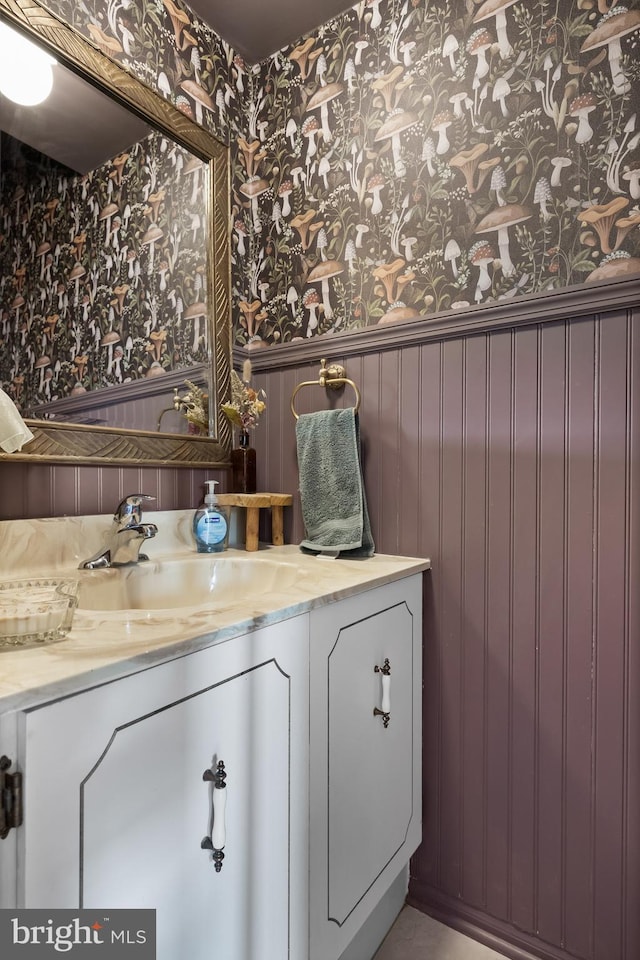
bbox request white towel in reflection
[0,387,34,453]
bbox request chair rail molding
[239,276,639,372]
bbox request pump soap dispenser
[193,480,229,553]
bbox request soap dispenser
[192,480,229,553]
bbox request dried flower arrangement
[221,360,266,431]
[173,380,209,433]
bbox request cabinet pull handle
[373,658,391,728]
[201,760,227,871]
[0,756,23,840]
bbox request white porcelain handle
[374,659,391,728]
[380,673,391,714]
[211,778,227,851]
[201,760,227,871]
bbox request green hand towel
[296,407,374,559]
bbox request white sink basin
[77,556,302,612]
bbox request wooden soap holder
[216,493,293,552]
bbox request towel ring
[291,359,361,420]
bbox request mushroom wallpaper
[0,130,209,411]
[233,0,640,344]
[10,0,640,351]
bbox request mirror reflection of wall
[0,51,210,430]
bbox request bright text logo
[0,909,155,957]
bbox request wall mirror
[0,0,231,466]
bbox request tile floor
[373,906,511,960]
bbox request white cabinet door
[309,575,422,960]
[18,617,308,960]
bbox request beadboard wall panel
[249,307,638,960]
[0,305,637,960]
[0,463,224,519]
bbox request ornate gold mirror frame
[0,0,231,467]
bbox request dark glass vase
[231,429,256,494]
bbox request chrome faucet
[80,494,158,569]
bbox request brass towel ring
[291,359,361,420]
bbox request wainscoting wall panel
[250,307,639,960]
[0,305,637,960]
[0,462,224,519]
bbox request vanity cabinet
[12,618,309,960]
[0,570,424,960]
[309,574,422,960]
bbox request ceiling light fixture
[0,21,56,106]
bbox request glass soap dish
[0,578,79,651]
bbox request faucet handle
[114,494,156,525]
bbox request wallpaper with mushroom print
[25,0,640,349]
[231,0,640,344]
[0,131,209,410]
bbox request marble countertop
[0,511,429,713]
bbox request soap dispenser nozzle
[204,480,219,504]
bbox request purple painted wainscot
[246,279,639,960]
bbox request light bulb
[0,21,56,106]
